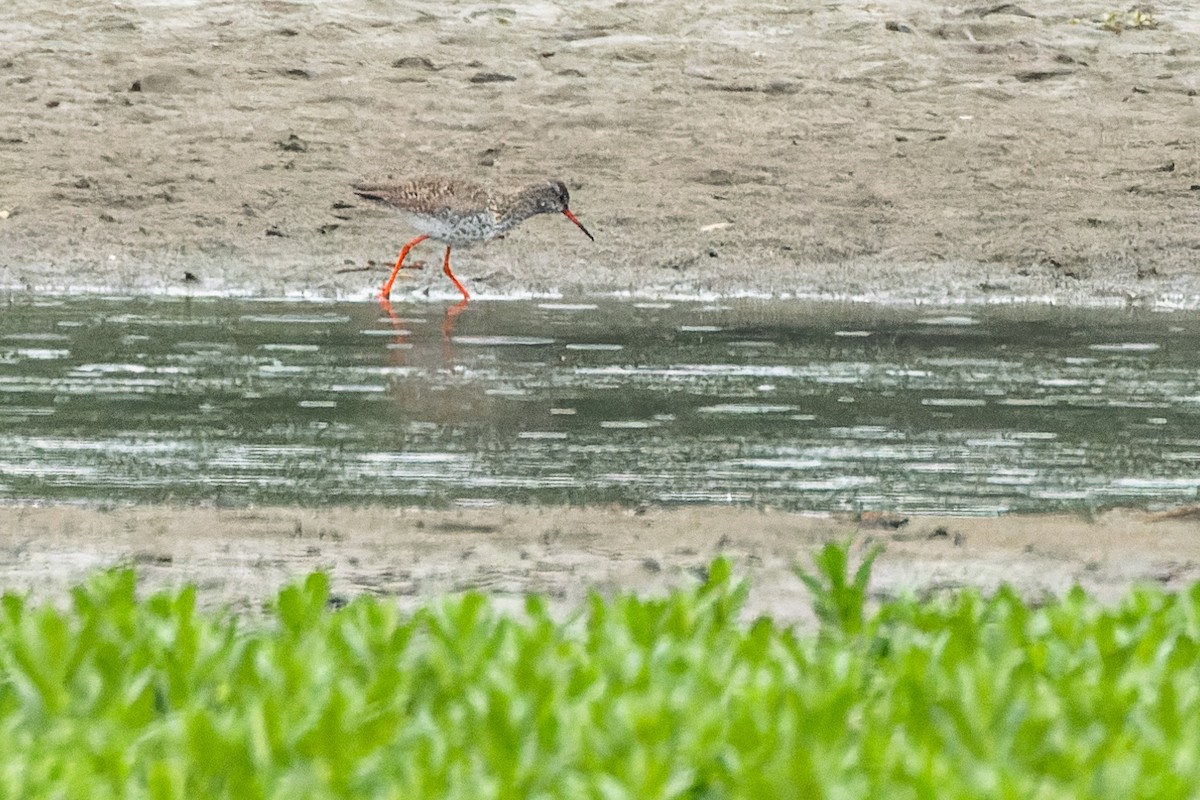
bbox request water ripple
[1,297,1198,513]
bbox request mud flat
[1,1,1199,305]
[3,505,1198,619]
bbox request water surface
[1,297,1197,513]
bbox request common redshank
[353,176,594,301]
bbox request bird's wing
[353,177,490,216]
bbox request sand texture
[3,505,1199,620]
[1,1,1199,305]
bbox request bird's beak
[562,208,595,242]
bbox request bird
[352,176,594,301]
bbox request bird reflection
[377,296,469,364]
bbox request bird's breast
[406,210,499,245]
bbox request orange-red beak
[562,208,594,242]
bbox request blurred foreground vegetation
[1,544,1198,799]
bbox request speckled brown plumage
[353,176,593,301]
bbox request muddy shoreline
[4,505,1199,619]
[2,2,1199,306]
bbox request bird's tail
[352,186,388,204]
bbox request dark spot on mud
[392,56,435,70]
[470,72,516,84]
[479,146,503,166]
[1014,70,1072,82]
[275,134,307,152]
[434,522,500,534]
[974,3,1035,17]
[131,551,173,565]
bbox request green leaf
[795,541,881,636]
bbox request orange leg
[441,246,470,301]
[378,234,430,300]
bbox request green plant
[1,553,1199,798]
[1098,5,1159,33]
[793,540,881,635]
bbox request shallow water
[1,296,1198,513]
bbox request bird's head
[537,180,594,241]
[533,181,572,214]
